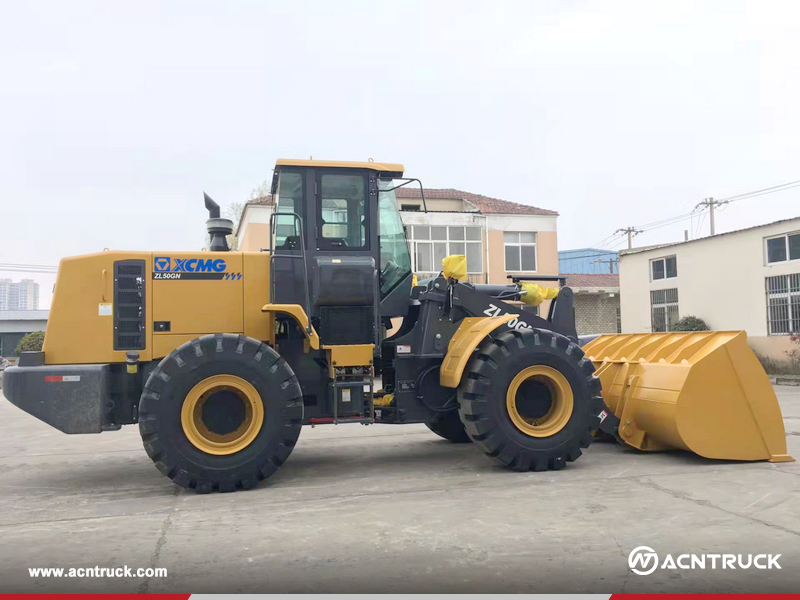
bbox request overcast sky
[3,0,800,307]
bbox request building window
[401,204,420,211]
[766,233,800,264]
[766,273,800,335]
[408,225,483,274]
[651,255,677,280]
[651,288,679,332]
[504,232,537,272]
[616,306,622,334]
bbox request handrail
[380,178,428,213]
[268,211,313,334]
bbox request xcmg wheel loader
[3,159,793,492]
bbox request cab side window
[318,173,367,249]
[274,170,304,249]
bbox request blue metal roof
[558,248,619,274]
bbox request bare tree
[224,202,245,250]
[249,180,270,201]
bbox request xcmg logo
[152,256,236,281]
[153,257,226,273]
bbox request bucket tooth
[584,331,794,463]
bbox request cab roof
[275,158,404,176]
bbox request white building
[619,216,800,361]
[0,310,49,357]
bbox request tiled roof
[245,189,557,217]
[395,187,557,216]
[247,194,274,206]
[563,273,620,289]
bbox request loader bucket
[584,331,793,463]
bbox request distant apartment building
[0,279,40,310]
[0,279,9,310]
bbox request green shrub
[15,331,45,355]
[671,315,710,331]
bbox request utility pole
[591,257,618,274]
[616,227,641,250]
[695,197,729,236]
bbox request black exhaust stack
[204,192,233,252]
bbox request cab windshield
[378,179,412,296]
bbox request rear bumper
[2,364,112,433]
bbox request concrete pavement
[1,385,798,593]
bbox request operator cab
[269,159,414,347]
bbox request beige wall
[398,198,471,212]
[239,222,271,252]
[748,335,796,361]
[487,229,559,313]
[486,230,559,282]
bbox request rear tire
[138,334,303,492]
[458,327,602,471]
[425,410,471,443]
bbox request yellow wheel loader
[3,159,793,492]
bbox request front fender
[439,315,516,388]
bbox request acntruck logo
[154,257,226,273]
[628,546,782,575]
[629,546,659,575]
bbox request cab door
[311,169,379,345]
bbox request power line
[615,226,642,250]
[695,211,706,239]
[0,263,58,268]
[559,250,622,262]
[636,210,698,230]
[593,176,798,251]
[0,263,58,274]
[588,231,626,250]
[591,257,618,273]
[715,179,800,204]
[692,179,800,236]
[598,207,704,254]
[638,211,701,233]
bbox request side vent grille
[318,306,374,345]
[114,260,145,350]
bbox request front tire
[458,328,602,472]
[138,334,303,492]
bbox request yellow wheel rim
[506,365,573,437]
[181,374,264,455]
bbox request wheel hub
[181,374,264,455]
[506,365,574,437]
